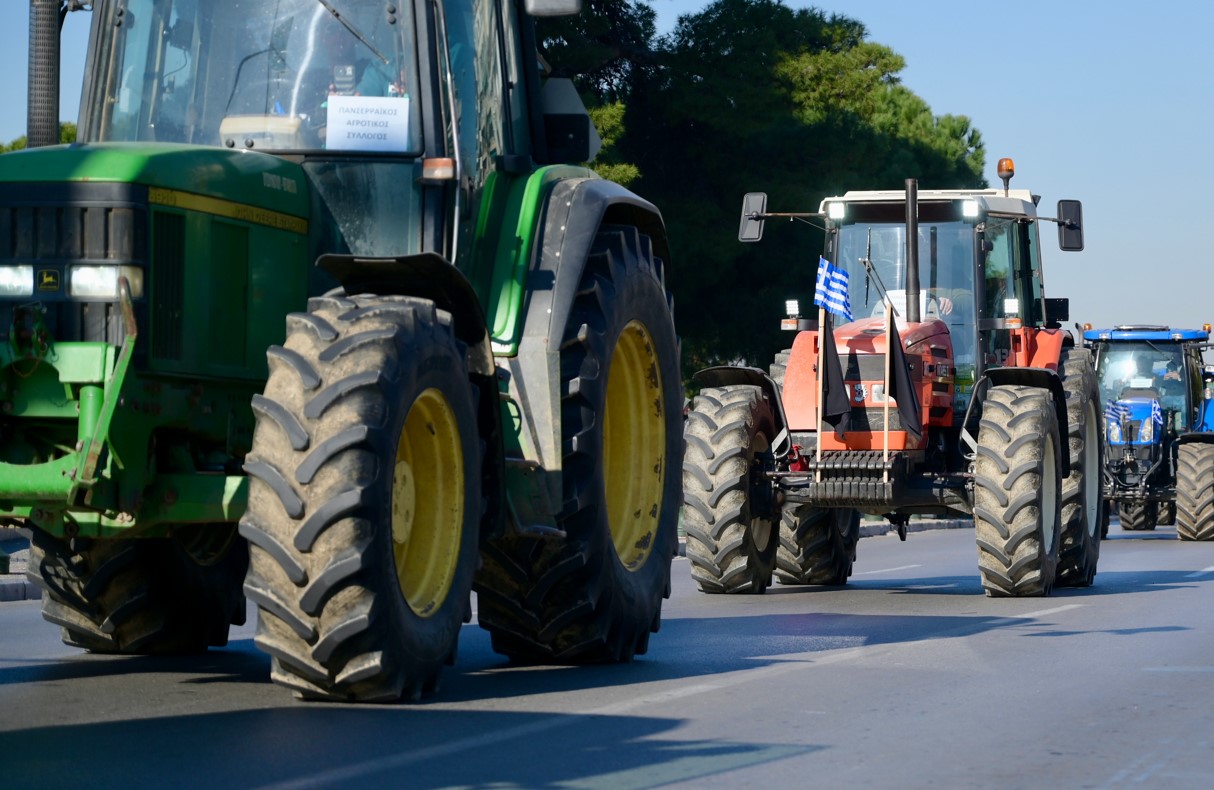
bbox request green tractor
[4,0,682,702]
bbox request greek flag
[1105,401,1130,423]
[1151,400,1164,425]
[814,257,853,322]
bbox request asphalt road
[2,523,1214,789]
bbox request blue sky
[1,1,1209,334]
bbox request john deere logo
[37,270,60,291]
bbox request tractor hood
[834,316,950,353]
[0,143,310,220]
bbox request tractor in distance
[1081,325,1214,539]
[682,158,1105,598]
[0,0,683,703]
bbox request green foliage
[2,122,78,152]
[587,103,640,187]
[547,0,987,377]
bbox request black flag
[820,312,851,439]
[887,317,923,443]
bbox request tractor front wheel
[774,505,859,586]
[1118,501,1158,532]
[1176,443,1214,540]
[973,385,1063,597]
[683,385,778,594]
[475,225,681,663]
[241,295,481,702]
[29,524,247,654]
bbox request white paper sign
[326,94,411,152]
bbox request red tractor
[683,159,1104,597]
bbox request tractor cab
[815,164,1081,427]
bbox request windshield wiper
[314,0,389,64]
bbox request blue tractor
[1083,326,1214,539]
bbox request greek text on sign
[327,95,411,152]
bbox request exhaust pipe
[28,0,62,148]
[905,178,920,323]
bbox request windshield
[1096,341,1190,428]
[86,0,422,153]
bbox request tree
[615,0,987,374]
[1,122,77,152]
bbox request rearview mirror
[1057,199,1083,251]
[738,192,767,242]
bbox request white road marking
[854,564,923,576]
[1184,565,1214,578]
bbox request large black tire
[241,295,482,702]
[474,225,681,663]
[29,525,247,653]
[973,385,1063,597]
[769,349,791,387]
[1158,500,1177,526]
[1118,500,1157,531]
[1056,348,1102,587]
[1176,443,1214,541]
[774,504,859,586]
[683,386,778,594]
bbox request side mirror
[1044,297,1069,326]
[738,192,767,242]
[1057,199,1084,251]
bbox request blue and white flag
[1150,400,1164,425]
[1105,401,1130,423]
[814,257,853,322]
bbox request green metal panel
[474,165,595,354]
[0,144,310,220]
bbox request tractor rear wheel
[973,385,1063,597]
[1176,443,1214,540]
[1118,501,1157,531]
[1056,348,1102,587]
[241,295,481,702]
[475,226,681,663]
[774,505,859,586]
[683,385,778,594]
[29,525,247,654]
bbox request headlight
[1107,420,1122,443]
[1139,418,1153,444]
[827,202,846,220]
[0,265,34,296]
[68,266,144,299]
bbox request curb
[0,526,39,602]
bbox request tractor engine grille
[0,182,148,347]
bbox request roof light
[1082,322,1092,331]
[785,299,800,316]
[961,199,979,218]
[827,202,846,220]
[997,157,1015,196]
[1205,323,1212,334]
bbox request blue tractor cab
[1083,325,1214,538]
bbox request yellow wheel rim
[392,388,465,617]
[603,320,666,572]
